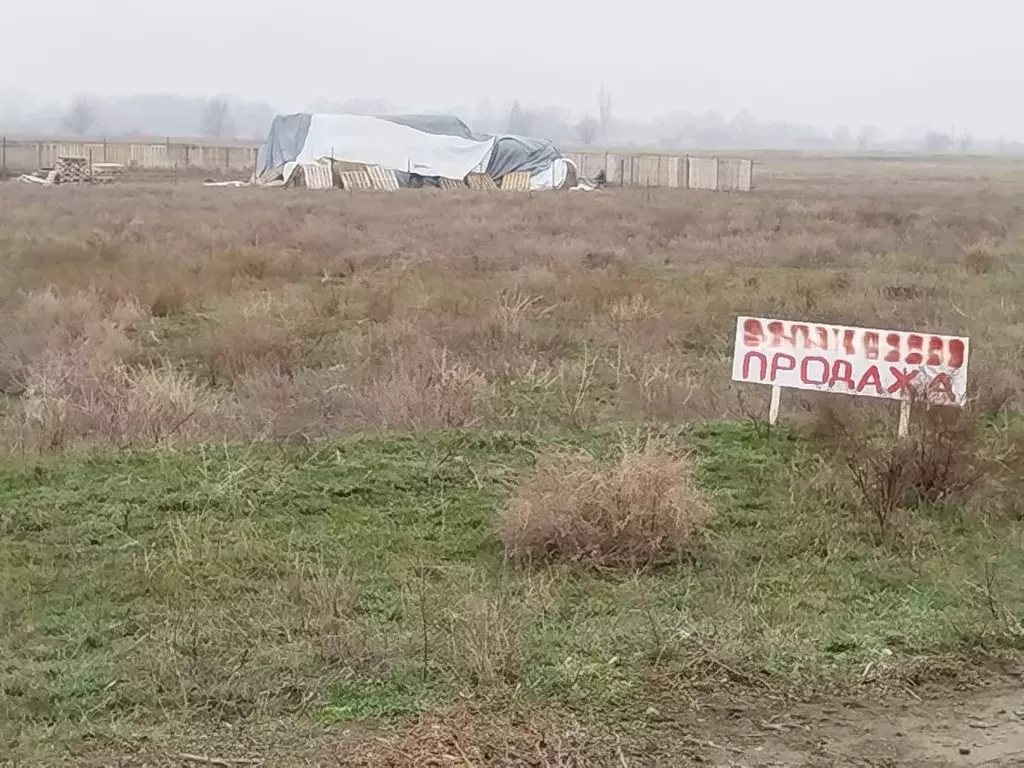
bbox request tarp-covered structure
[254,112,572,189]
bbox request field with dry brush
[2,154,1024,766]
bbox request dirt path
[69,681,1024,766]
[683,683,1024,767]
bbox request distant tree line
[0,87,1010,154]
[0,91,275,140]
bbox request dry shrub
[359,347,495,431]
[16,347,209,451]
[193,287,325,383]
[147,280,190,317]
[0,288,145,391]
[327,707,621,767]
[962,240,1008,275]
[209,367,333,442]
[499,439,710,569]
[0,288,211,451]
[812,401,1024,537]
[211,346,495,441]
[443,588,530,688]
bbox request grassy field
[2,154,1024,765]
[5,423,1024,764]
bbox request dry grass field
[2,156,1024,449]
[2,154,1024,766]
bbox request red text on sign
[742,319,965,369]
[740,351,957,403]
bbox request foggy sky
[2,0,1023,138]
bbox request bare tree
[598,82,612,139]
[575,116,599,145]
[202,96,235,139]
[958,130,975,154]
[922,131,952,153]
[856,125,880,151]
[62,93,97,136]
[507,100,534,135]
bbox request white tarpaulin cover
[292,114,495,180]
[530,158,573,190]
[255,112,575,189]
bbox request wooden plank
[466,172,498,191]
[366,165,400,191]
[300,162,334,190]
[338,170,373,190]
[500,171,531,191]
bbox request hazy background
[1,0,1022,151]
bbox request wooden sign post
[731,316,970,435]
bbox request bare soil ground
[330,680,1024,767]
[809,683,1024,767]
[66,679,1024,766]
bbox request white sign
[731,316,970,406]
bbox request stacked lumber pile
[55,156,90,183]
[17,157,126,186]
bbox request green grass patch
[2,423,1023,763]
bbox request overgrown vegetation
[1,155,1023,451]
[2,156,1024,764]
[809,401,1024,538]
[499,439,710,569]
[2,424,1023,764]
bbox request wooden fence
[0,138,259,176]
[566,152,754,191]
